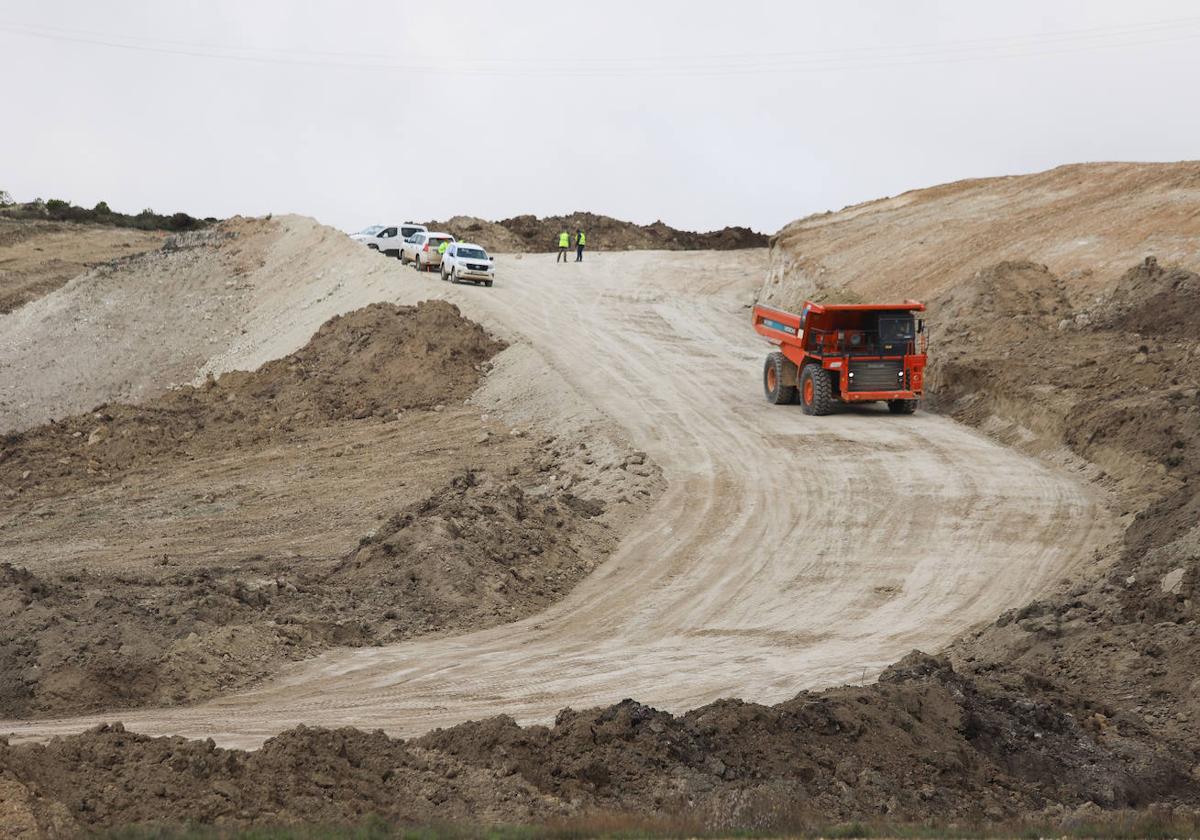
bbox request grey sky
[3,0,1199,234]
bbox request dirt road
[1,249,1116,748]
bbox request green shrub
[0,195,213,231]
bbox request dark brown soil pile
[3,652,1196,834]
[926,258,1200,761]
[0,300,501,502]
[0,302,621,718]
[0,464,607,718]
[426,212,767,253]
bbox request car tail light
[423,244,430,252]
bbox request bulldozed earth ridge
[2,652,1197,835]
[424,211,767,253]
[0,299,654,719]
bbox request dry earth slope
[758,161,1200,310]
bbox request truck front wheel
[800,364,834,416]
[763,352,798,405]
[887,399,918,415]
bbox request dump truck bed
[752,300,928,413]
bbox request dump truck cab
[752,300,927,415]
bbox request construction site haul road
[0,216,1113,750]
[5,162,1200,831]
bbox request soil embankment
[758,161,1200,310]
[2,652,1194,835]
[425,211,767,253]
[748,161,1200,826]
[929,258,1200,753]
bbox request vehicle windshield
[878,315,916,343]
[458,248,487,259]
[358,225,383,235]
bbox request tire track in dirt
[1,250,1117,748]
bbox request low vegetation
[0,191,215,231]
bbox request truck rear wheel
[800,364,834,416]
[763,352,797,405]
[887,399,918,415]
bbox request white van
[370,223,427,258]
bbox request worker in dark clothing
[575,229,586,262]
[557,230,570,263]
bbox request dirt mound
[0,463,607,718]
[2,653,1195,833]
[427,211,767,253]
[758,162,1200,313]
[0,300,500,502]
[0,214,420,434]
[1099,256,1200,341]
[0,219,165,314]
[0,301,635,718]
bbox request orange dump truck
[751,300,927,415]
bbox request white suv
[440,242,495,286]
[403,231,456,271]
[372,223,427,257]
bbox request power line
[1,16,1198,77]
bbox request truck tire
[888,399,918,415]
[799,364,834,416]
[415,255,422,271]
[763,352,798,405]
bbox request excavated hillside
[758,161,1200,311]
[931,258,1200,752]
[425,211,767,253]
[743,163,1200,828]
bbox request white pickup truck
[440,242,495,286]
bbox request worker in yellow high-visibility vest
[575,229,586,262]
[557,229,570,263]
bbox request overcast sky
[3,0,1199,234]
